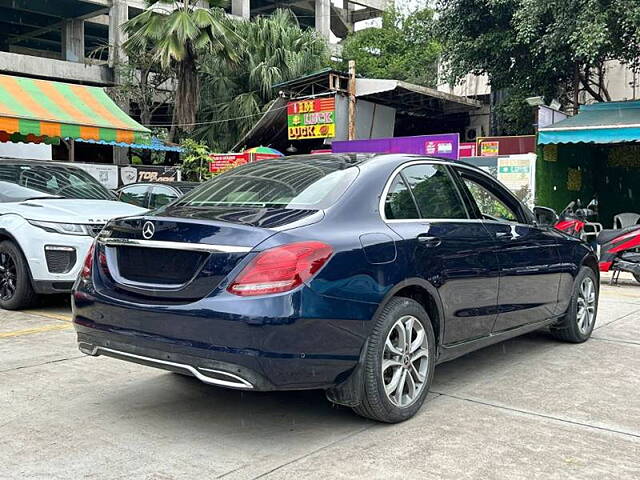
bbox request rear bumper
[72,287,376,391]
[76,330,273,390]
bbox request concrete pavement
[0,275,639,479]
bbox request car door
[452,167,563,331]
[149,185,179,209]
[383,162,500,345]
[119,184,150,208]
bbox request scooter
[553,199,602,242]
[597,225,640,284]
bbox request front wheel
[550,267,598,343]
[0,241,36,310]
[353,297,435,423]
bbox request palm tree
[196,9,330,150]
[123,0,239,140]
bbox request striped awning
[0,74,151,145]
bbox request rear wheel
[353,297,435,423]
[0,241,36,311]
[550,267,598,343]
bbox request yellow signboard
[287,97,336,140]
[288,124,336,140]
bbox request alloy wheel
[0,251,17,301]
[576,277,596,334]
[382,315,430,407]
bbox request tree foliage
[124,0,239,140]
[195,9,330,151]
[437,0,640,131]
[341,7,441,87]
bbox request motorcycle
[535,199,640,284]
[553,198,601,242]
[597,225,640,284]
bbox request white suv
[0,160,145,310]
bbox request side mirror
[533,206,559,226]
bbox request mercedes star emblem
[142,221,155,240]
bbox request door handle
[495,231,514,240]
[417,235,442,247]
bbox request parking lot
[1,274,639,480]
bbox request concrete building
[0,0,389,87]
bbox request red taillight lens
[80,242,96,280]
[227,241,333,296]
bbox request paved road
[1,275,639,479]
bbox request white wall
[0,142,52,160]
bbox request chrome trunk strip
[98,237,252,254]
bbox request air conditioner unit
[464,127,477,142]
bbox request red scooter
[553,199,599,241]
[597,225,640,284]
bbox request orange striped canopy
[0,74,150,145]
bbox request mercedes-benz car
[73,154,599,423]
[0,160,145,310]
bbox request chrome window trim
[98,237,252,253]
[379,160,471,223]
[379,159,534,228]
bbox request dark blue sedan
[73,154,599,422]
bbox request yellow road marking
[0,323,72,338]
[22,310,72,323]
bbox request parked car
[73,154,599,423]
[117,182,199,209]
[0,160,145,310]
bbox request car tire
[0,240,37,311]
[353,297,436,423]
[550,266,598,343]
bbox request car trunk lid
[94,214,279,302]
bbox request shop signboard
[478,135,536,156]
[480,141,500,156]
[459,142,477,157]
[287,97,336,140]
[209,153,247,173]
[331,133,460,160]
[497,156,532,192]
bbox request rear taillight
[227,241,333,296]
[80,242,96,280]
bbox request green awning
[0,74,150,145]
[538,101,640,145]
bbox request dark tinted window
[384,174,419,220]
[402,164,467,219]
[0,163,112,200]
[177,157,359,210]
[119,185,149,207]
[149,186,178,209]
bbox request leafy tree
[180,138,212,181]
[108,46,175,128]
[341,7,441,87]
[123,0,239,140]
[195,9,330,150]
[437,0,640,130]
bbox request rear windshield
[176,157,360,210]
[0,163,112,201]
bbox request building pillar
[109,0,129,70]
[232,0,250,19]
[62,19,84,62]
[315,0,331,40]
[109,0,131,165]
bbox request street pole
[348,60,356,141]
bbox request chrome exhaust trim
[79,344,254,390]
